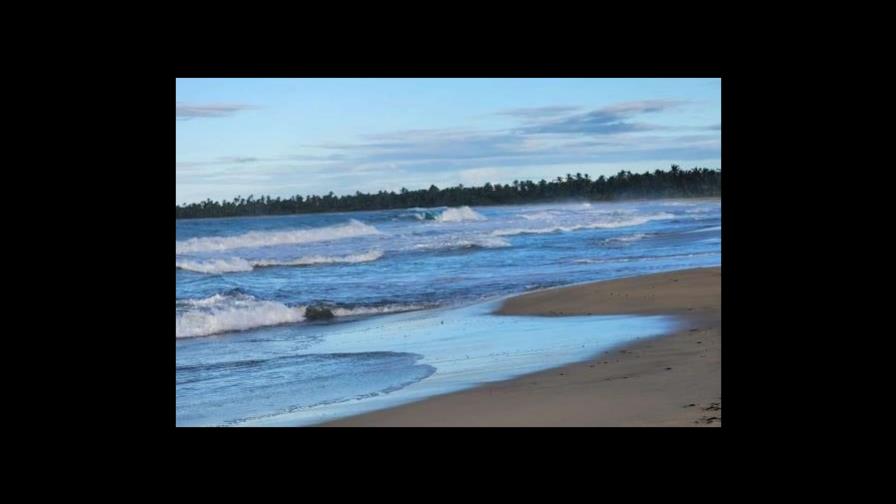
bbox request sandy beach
[321,267,721,427]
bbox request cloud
[307,103,711,172]
[496,106,583,120]
[520,100,686,135]
[177,98,719,202]
[219,156,259,164]
[339,130,528,163]
[176,102,254,120]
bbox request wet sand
[321,267,721,427]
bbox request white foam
[176,293,431,338]
[605,233,649,244]
[175,219,381,254]
[520,210,560,221]
[176,257,254,274]
[330,304,427,317]
[413,236,510,251]
[177,250,384,274]
[176,294,306,338]
[571,258,611,264]
[254,250,384,268]
[436,206,486,222]
[492,213,673,237]
[685,225,722,233]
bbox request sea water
[176,198,721,426]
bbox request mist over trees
[176,165,720,219]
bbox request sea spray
[176,293,306,338]
[435,206,486,222]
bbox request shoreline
[319,267,721,427]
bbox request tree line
[176,165,720,219]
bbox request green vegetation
[176,165,720,219]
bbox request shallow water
[176,300,677,426]
[175,198,720,426]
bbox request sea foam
[175,219,381,254]
[176,257,255,274]
[603,233,650,244]
[176,293,427,338]
[436,206,486,222]
[176,294,306,338]
[492,213,674,237]
[412,236,510,251]
[176,250,385,274]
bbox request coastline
[319,267,721,427]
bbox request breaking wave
[176,257,255,274]
[436,206,486,222]
[520,210,562,221]
[492,213,674,237]
[176,293,429,338]
[255,250,384,267]
[413,236,510,251]
[602,233,650,244]
[175,219,381,254]
[176,293,306,338]
[176,250,384,274]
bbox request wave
[492,225,592,237]
[602,233,649,244]
[176,293,429,338]
[175,219,381,254]
[397,210,438,221]
[331,303,428,317]
[177,250,384,274]
[176,293,305,338]
[255,250,383,267]
[685,225,721,233]
[492,213,674,237]
[570,251,720,265]
[413,236,510,251]
[520,210,562,221]
[176,257,254,274]
[435,206,486,222]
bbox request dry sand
[321,267,721,427]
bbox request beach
[176,201,721,427]
[321,266,721,427]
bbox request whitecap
[175,219,381,254]
[435,206,486,222]
[176,294,306,338]
[177,250,384,274]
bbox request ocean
[176,198,721,426]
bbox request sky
[176,78,721,204]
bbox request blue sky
[176,78,721,204]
